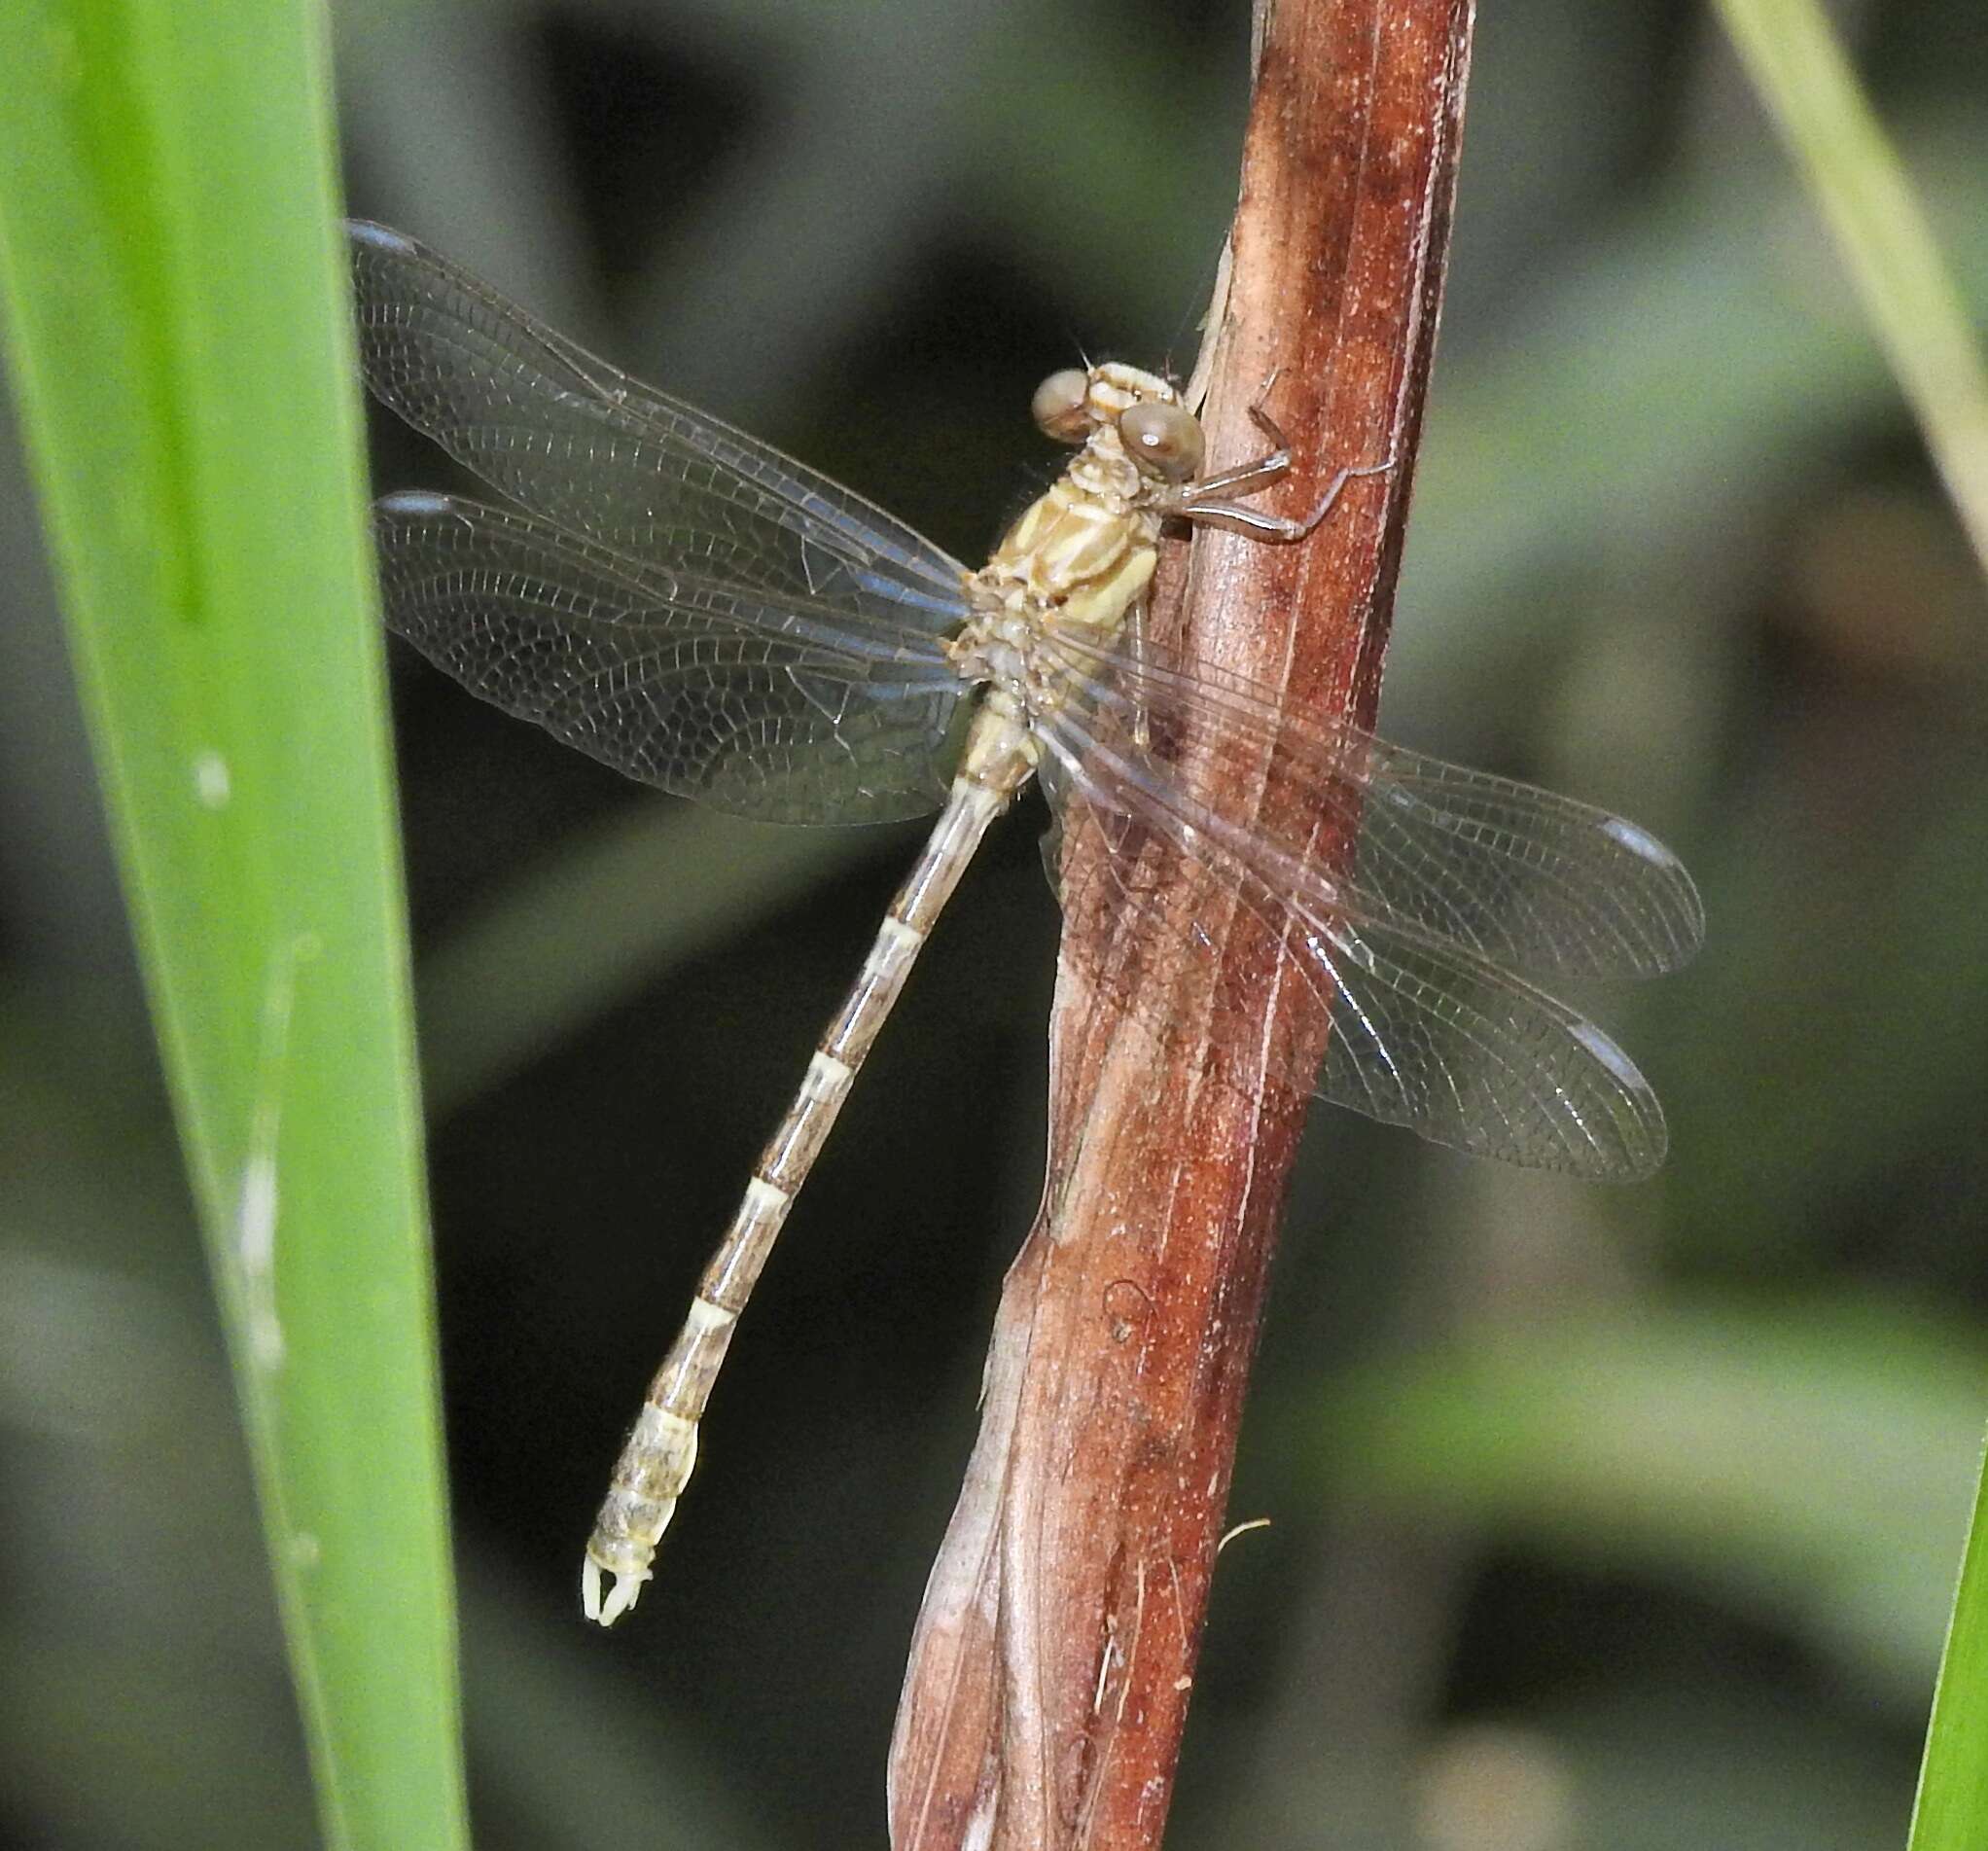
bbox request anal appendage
[583,1555,650,1627]
[582,1401,700,1626]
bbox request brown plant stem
[888,2,1475,1845]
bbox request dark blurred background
[4,1,1986,1845]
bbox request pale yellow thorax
[979,476,1160,634]
[947,364,1186,798]
[967,360,1182,647]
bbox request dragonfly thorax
[969,478,1161,636]
[962,365,1202,653]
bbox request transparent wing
[376,492,966,824]
[1042,630,1704,979]
[1036,639,1697,1178]
[347,220,974,633]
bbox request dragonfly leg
[1169,364,1397,539]
[1177,445,1397,543]
[1127,597,1153,751]
[1183,420,1290,499]
[1177,380,1297,500]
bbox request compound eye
[1031,370,1092,444]
[1118,401,1204,481]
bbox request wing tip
[1597,813,1708,970]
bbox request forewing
[1043,630,1703,980]
[1037,666,1676,1179]
[376,492,964,824]
[348,220,973,632]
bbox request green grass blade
[0,6,468,1848]
[1911,1445,1988,1848]
[1714,0,1988,578]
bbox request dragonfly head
[1030,363,1205,484]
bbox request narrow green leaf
[1911,1444,1988,1848]
[0,6,467,1848]
[1713,0,1988,577]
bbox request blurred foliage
[1317,1297,1982,1703]
[2,0,1985,1847]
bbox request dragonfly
[347,219,1703,1628]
